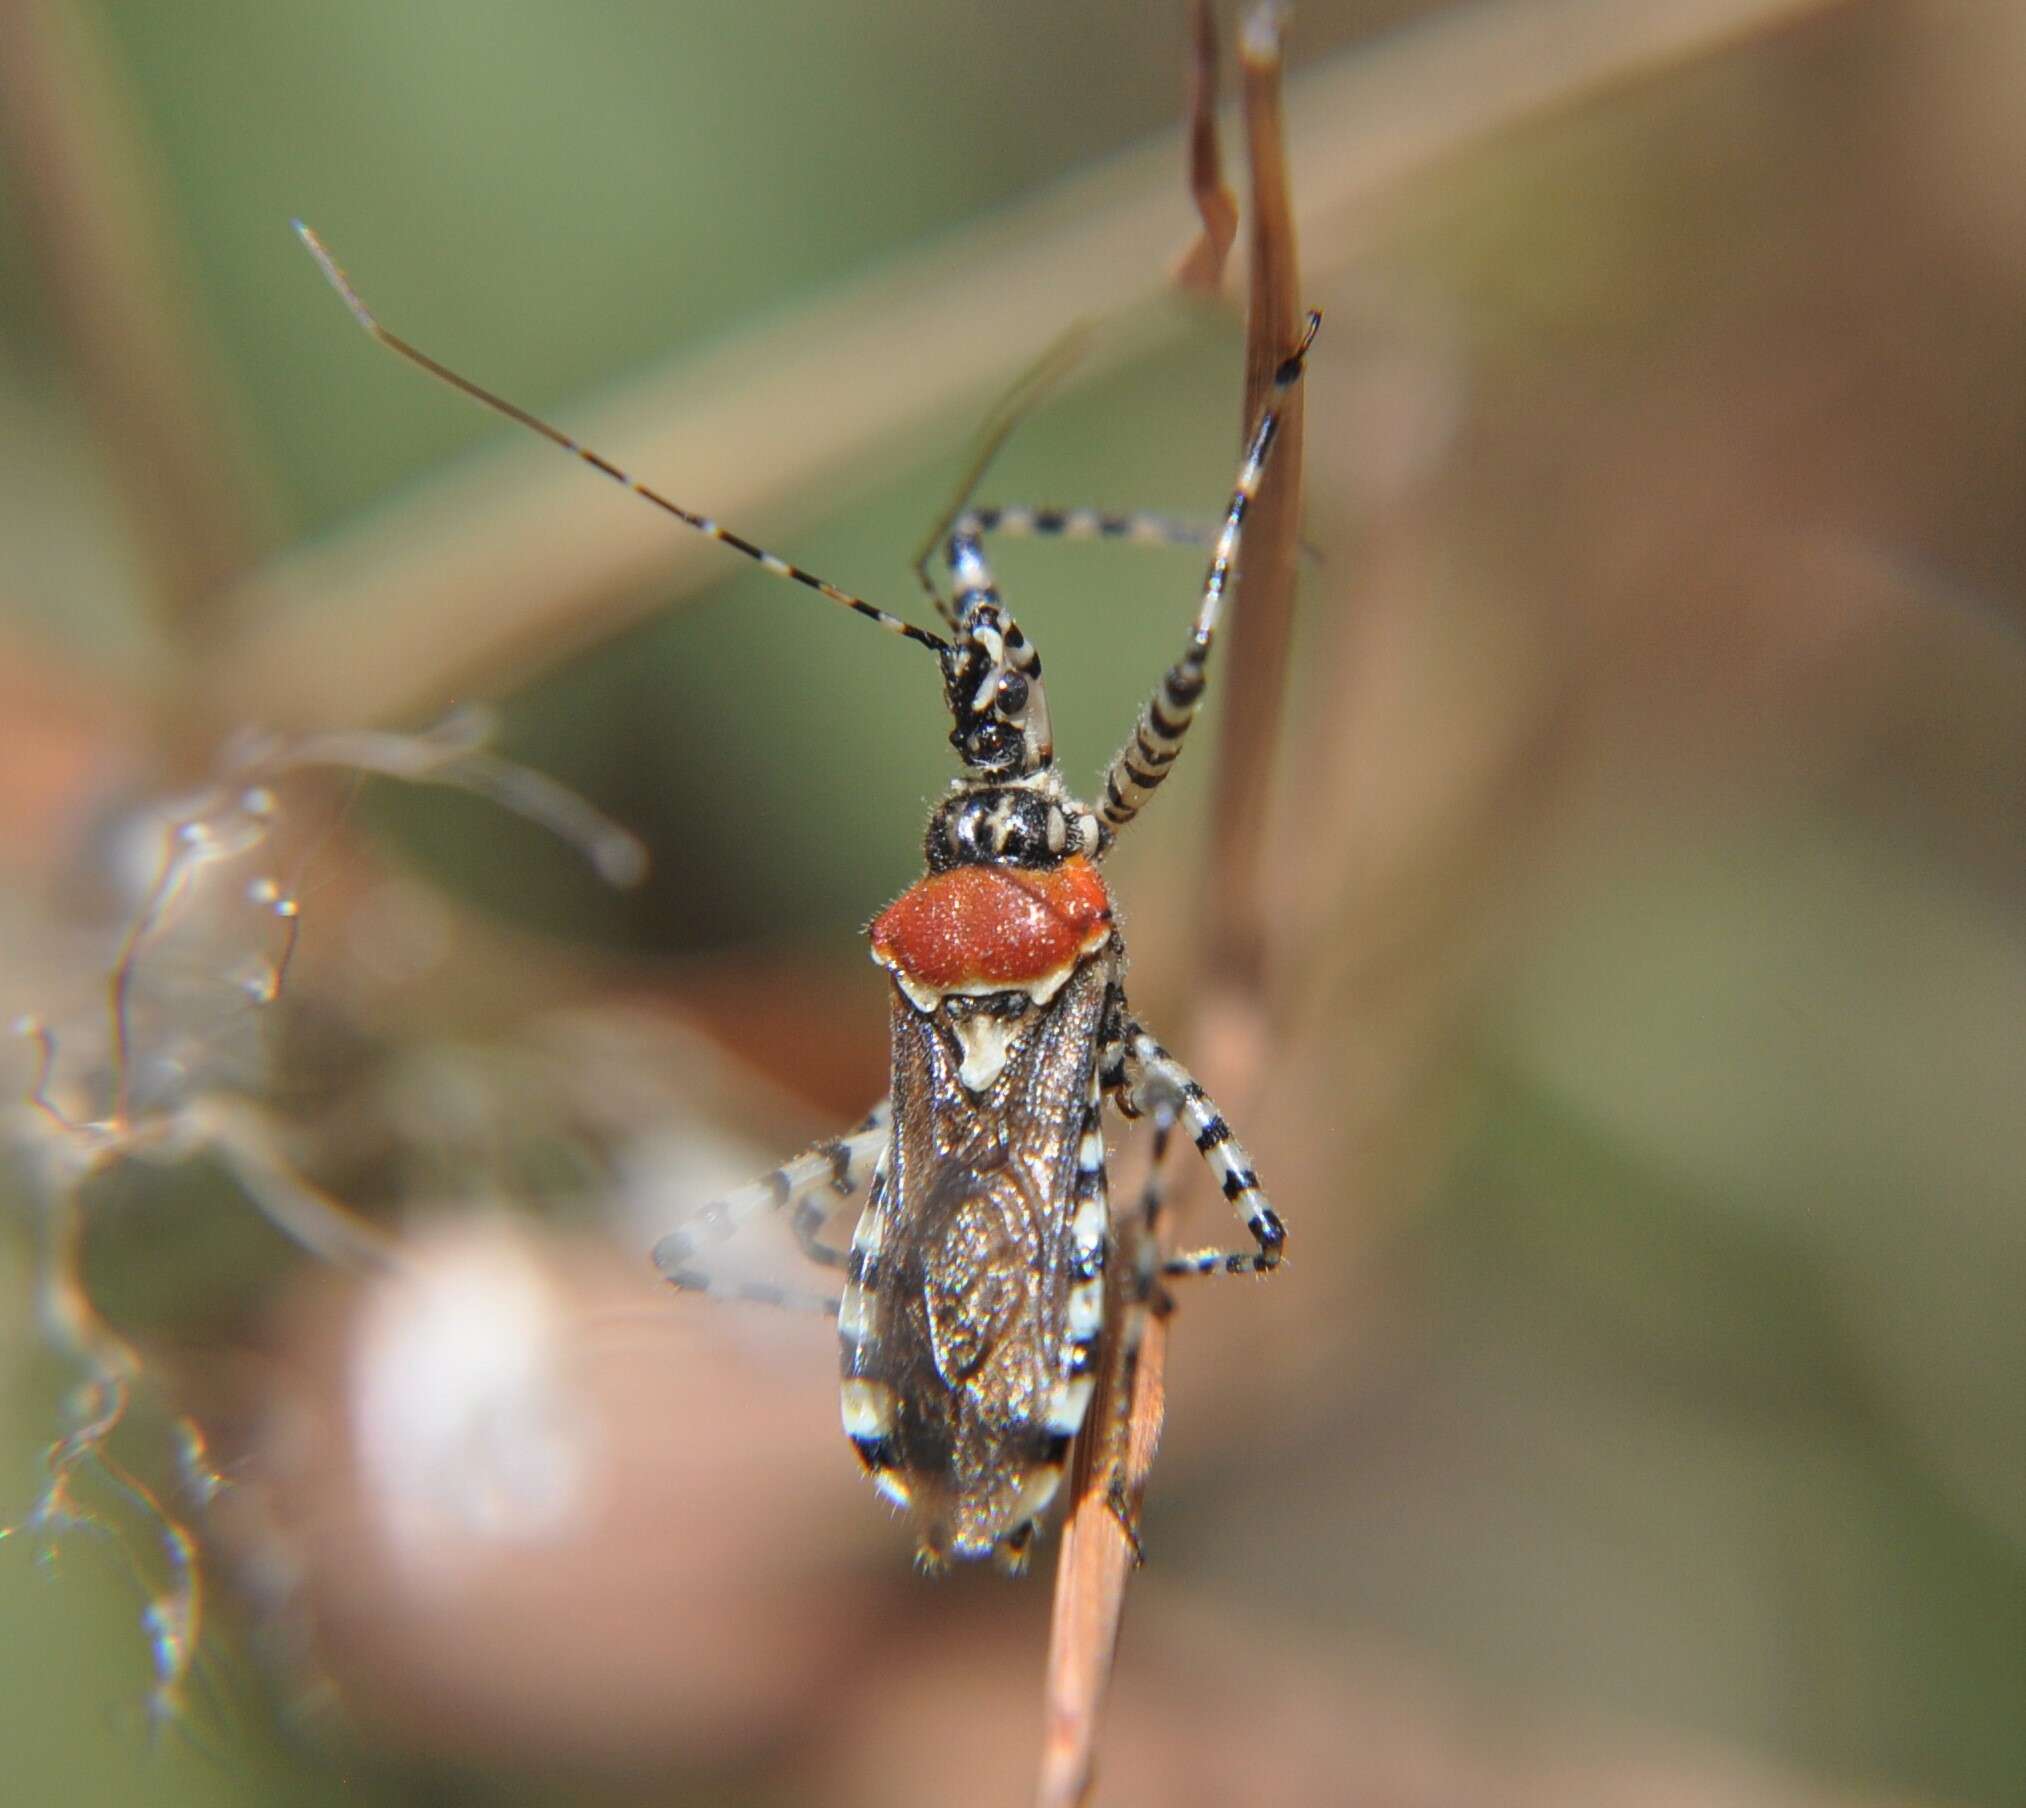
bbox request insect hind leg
[652,1101,891,1312]
[1118,1030,1284,1276]
[1123,1110,1178,1320]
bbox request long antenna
[293,222,949,656]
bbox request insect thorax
[922,772,1101,873]
[871,798,1113,1084]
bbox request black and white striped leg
[651,1100,892,1311]
[1098,310,1320,838]
[1130,1109,1179,1316]
[1121,1029,1285,1275]
[952,503,1323,569]
[837,1158,912,1503]
[670,1275,843,1315]
[1050,1081,1112,1442]
[954,505,1215,555]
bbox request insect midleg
[1128,1109,1179,1314]
[1119,1029,1285,1275]
[651,1101,892,1311]
[1098,310,1321,839]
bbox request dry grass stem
[0,0,273,654]
[1172,0,1239,295]
[1209,0,1305,993]
[1037,10,1305,1804]
[1031,1,1847,1797]
[1037,1244,1172,1808]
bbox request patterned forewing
[855,958,1109,1550]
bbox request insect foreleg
[652,1101,891,1309]
[955,505,1215,556]
[1117,1030,1285,1276]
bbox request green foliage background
[1,5,2021,1806]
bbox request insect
[295,222,1314,1570]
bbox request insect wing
[849,957,1109,1558]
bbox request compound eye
[995,671,1029,717]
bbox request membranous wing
[849,956,1109,1559]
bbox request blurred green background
[2,3,2022,1806]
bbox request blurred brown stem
[1172,0,1239,295]
[0,0,273,668]
[1037,9,1306,1806]
[1211,0,1305,995]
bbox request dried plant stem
[1038,6,1851,1793]
[1211,0,1305,994]
[1037,1249,1166,1808]
[1037,10,1306,1805]
[0,0,271,653]
[1172,0,1239,295]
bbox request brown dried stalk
[1172,0,1239,296]
[1036,10,1306,1806]
[0,0,273,657]
[1214,1,1306,993]
[1037,6,1853,1796]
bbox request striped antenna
[293,223,950,656]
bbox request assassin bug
[296,222,1314,1569]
